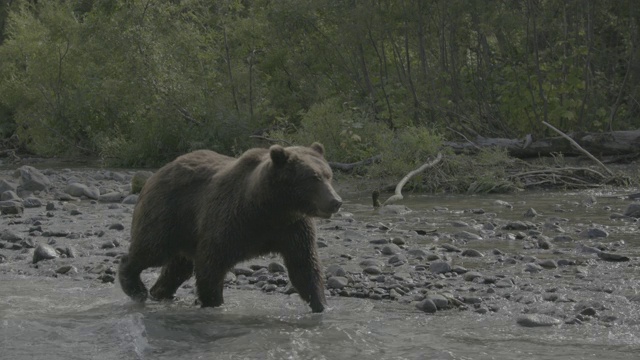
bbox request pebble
[523,208,538,218]
[516,314,561,327]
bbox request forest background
[0,0,639,191]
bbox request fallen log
[443,129,640,158]
[329,154,382,172]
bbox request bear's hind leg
[150,255,194,301]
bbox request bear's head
[269,143,342,219]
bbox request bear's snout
[328,197,342,213]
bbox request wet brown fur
[118,143,342,312]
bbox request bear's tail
[118,254,148,303]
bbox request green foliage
[437,147,517,194]
[369,127,442,180]
[0,0,639,175]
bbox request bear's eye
[308,172,321,182]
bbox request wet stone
[538,259,558,269]
[454,231,482,241]
[461,249,484,257]
[523,208,538,218]
[429,261,451,274]
[416,298,437,313]
[579,228,609,239]
[268,262,286,273]
[463,271,483,282]
[0,200,24,215]
[33,244,58,263]
[427,294,449,309]
[381,244,402,255]
[516,314,561,327]
[23,197,42,208]
[441,244,462,252]
[363,266,382,275]
[109,223,125,231]
[597,251,630,262]
[327,276,349,289]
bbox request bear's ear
[310,142,325,156]
[270,145,289,166]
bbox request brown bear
[118,142,341,313]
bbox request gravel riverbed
[1,164,640,331]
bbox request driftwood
[383,152,443,206]
[443,129,640,158]
[328,154,382,172]
[541,121,614,176]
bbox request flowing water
[2,189,640,359]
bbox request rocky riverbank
[1,165,640,329]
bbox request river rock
[426,294,449,309]
[360,259,384,268]
[378,205,412,215]
[56,265,78,274]
[503,221,534,230]
[268,262,286,273]
[14,166,51,191]
[416,298,438,313]
[1,229,23,242]
[516,314,561,327]
[441,243,462,252]
[131,171,153,194]
[429,260,451,274]
[623,203,640,218]
[461,249,484,257]
[0,200,23,215]
[524,263,544,273]
[33,244,58,263]
[327,276,349,289]
[65,183,89,197]
[454,231,483,241]
[597,251,630,262]
[1,190,20,201]
[99,192,125,203]
[325,264,346,277]
[463,271,483,282]
[22,197,42,208]
[523,208,538,218]
[381,244,402,255]
[363,266,382,275]
[579,228,609,238]
[122,194,138,205]
[538,259,558,269]
[0,179,17,193]
[493,200,513,208]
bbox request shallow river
[2,188,640,359]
